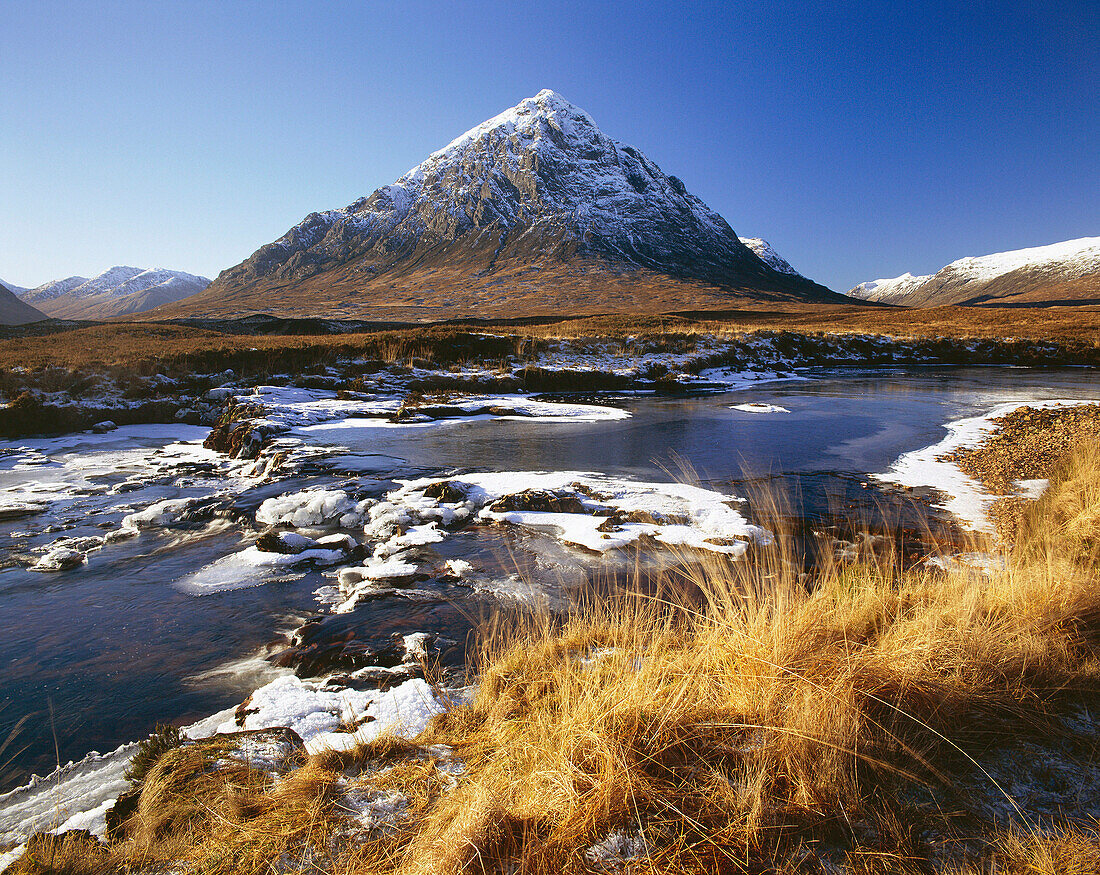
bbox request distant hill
[848,237,1100,307]
[0,282,47,325]
[159,89,841,320]
[20,267,211,319]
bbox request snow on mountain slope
[21,275,90,304]
[848,237,1100,307]
[848,272,932,304]
[21,267,211,319]
[738,238,800,276]
[0,278,29,296]
[176,89,839,319]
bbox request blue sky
[2,0,1096,292]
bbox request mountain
[738,238,801,276]
[0,278,28,296]
[0,284,47,325]
[163,89,841,320]
[21,275,89,303]
[848,237,1100,307]
[21,267,211,319]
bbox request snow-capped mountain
[847,272,931,305]
[739,238,800,276]
[0,278,29,296]
[21,267,211,319]
[21,275,90,303]
[848,237,1100,307]
[170,90,838,319]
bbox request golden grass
[9,439,1100,875]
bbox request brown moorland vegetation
[1,303,1099,374]
[11,426,1100,875]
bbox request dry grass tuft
[12,435,1100,874]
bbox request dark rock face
[176,90,840,318]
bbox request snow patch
[875,400,1100,531]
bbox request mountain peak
[409,88,604,181]
[175,92,840,319]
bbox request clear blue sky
[2,0,1096,292]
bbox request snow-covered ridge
[19,275,89,303]
[848,236,1100,305]
[738,237,800,275]
[23,266,211,305]
[848,272,932,304]
[943,237,1100,283]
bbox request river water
[1,366,1097,789]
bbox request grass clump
[122,723,182,789]
[13,432,1100,874]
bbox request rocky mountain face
[0,284,46,325]
[20,267,211,319]
[165,90,840,319]
[848,237,1100,307]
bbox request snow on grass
[875,399,1100,531]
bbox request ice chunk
[30,546,85,572]
[256,488,370,528]
[121,497,199,529]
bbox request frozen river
[2,366,1097,790]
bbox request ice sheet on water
[178,542,350,594]
[730,402,791,414]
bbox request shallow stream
[2,366,1097,789]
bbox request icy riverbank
[875,399,1100,532]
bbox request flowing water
[1,366,1097,789]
